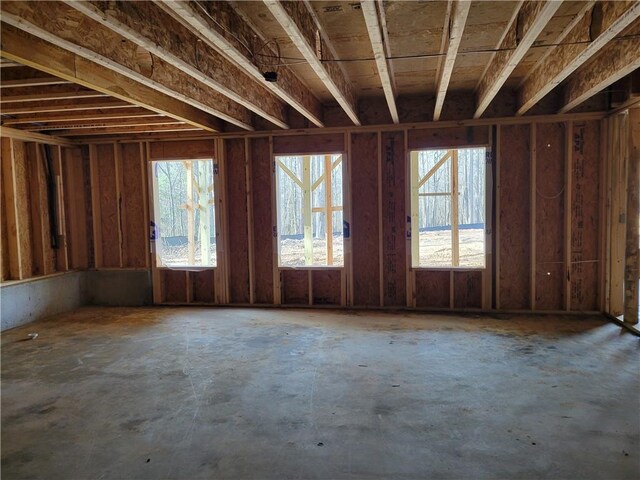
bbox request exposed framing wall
[1,111,612,314]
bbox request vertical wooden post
[451,149,460,267]
[564,122,573,311]
[245,137,255,304]
[89,144,102,269]
[530,123,537,309]
[197,161,211,265]
[147,143,163,304]
[1,138,23,279]
[325,154,333,265]
[302,155,313,265]
[410,151,420,267]
[624,108,639,324]
[185,160,195,265]
[113,144,123,269]
[495,125,502,309]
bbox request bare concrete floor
[2,307,639,480]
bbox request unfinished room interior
[0,0,639,478]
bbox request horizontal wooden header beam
[0,125,75,146]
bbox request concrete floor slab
[1,307,639,479]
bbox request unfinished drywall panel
[161,269,188,303]
[119,143,147,268]
[535,122,566,310]
[63,147,90,269]
[273,133,345,155]
[149,139,215,160]
[453,270,482,309]
[312,269,341,305]
[92,144,120,268]
[499,124,531,310]
[570,120,601,311]
[281,269,309,305]
[415,270,449,308]
[225,138,250,303]
[381,130,407,306]
[190,269,215,303]
[250,137,274,304]
[351,132,380,307]
[407,126,490,150]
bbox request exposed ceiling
[1,1,638,139]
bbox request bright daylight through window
[276,154,344,267]
[152,159,217,268]
[410,148,486,268]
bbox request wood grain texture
[407,126,490,150]
[149,139,215,161]
[250,137,274,304]
[272,134,345,155]
[415,270,450,308]
[12,140,33,278]
[453,270,482,309]
[0,175,9,280]
[312,269,341,305]
[161,269,188,303]
[191,269,215,303]
[499,124,531,309]
[535,122,565,310]
[225,138,250,304]
[351,132,380,307]
[381,131,406,306]
[25,143,46,276]
[95,144,120,268]
[62,147,90,269]
[570,121,601,311]
[119,143,147,268]
[281,269,309,305]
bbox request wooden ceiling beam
[1,76,70,88]
[263,0,360,126]
[517,1,640,115]
[24,117,184,131]
[474,0,561,119]
[434,0,471,121]
[0,98,138,116]
[159,0,323,128]
[0,2,248,130]
[1,85,108,103]
[0,126,76,146]
[67,0,288,129]
[0,24,221,132]
[56,124,202,137]
[361,0,399,124]
[560,31,640,113]
[2,108,161,125]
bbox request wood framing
[263,0,360,125]
[517,1,640,115]
[159,0,323,128]
[433,0,471,121]
[475,0,560,118]
[67,0,288,129]
[560,31,640,113]
[0,3,246,130]
[1,86,108,103]
[625,107,639,323]
[2,108,160,126]
[361,0,399,124]
[0,24,222,132]
[0,75,70,88]
[0,126,75,147]
[0,98,137,115]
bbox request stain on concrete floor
[1,307,639,479]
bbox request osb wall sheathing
[9,116,604,314]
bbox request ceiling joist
[474,0,561,119]
[24,117,184,132]
[1,85,108,103]
[263,0,360,126]
[55,124,202,137]
[361,0,399,124]
[560,27,640,113]
[0,76,71,88]
[0,24,222,132]
[517,0,640,115]
[159,0,324,128]
[434,0,471,121]
[2,109,162,126]
[0,1,250,130]
[66,0,289,130]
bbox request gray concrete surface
[0,271,84,331]
[1,307,638,479]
